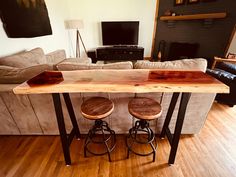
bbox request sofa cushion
[134,58,207,72]
[56,61,133,71]
[45,49,66,64]
[59,57,92,64]
[0,48,47,68]
[0,64,53,84]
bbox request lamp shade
[64,20,84,29]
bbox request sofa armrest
[45,50,66,64]
[212,56,236,69]
[217,62,236,75]
[207,68,236,86]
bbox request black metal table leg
[52,93,71,165]
[168,92,191,164]
[52,93,81,165]
[160,93,180,138]
[63,93,81,139]
[160,92,191,165]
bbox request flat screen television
[101,21,139,46]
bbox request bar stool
[126,97,162,162]
[81,97,116,162]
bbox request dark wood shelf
[160,12,227,21]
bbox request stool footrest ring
[126,120,158,162]
[84,120,116,162]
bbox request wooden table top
[13,69,229,94]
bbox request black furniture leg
[126,120,157,162]
[63,93,81,139]
[52,93,71,165]
[160,93,180,138]
[169,93,191,164]
[159,92,191,165]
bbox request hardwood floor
[0,102,236,177]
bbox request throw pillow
[0,48,47,68]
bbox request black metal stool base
[126,120,157,162]
[84,120,116,162]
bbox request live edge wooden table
[13,69,229,165]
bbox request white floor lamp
[64,19,87,58]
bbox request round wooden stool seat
[128,97,162,120]
[127,97,161,162]
[81,97,114,120]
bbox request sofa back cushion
[45,50,66,64]
[0,48,47,68]
[58,57,92,64]
[56,61,133,71]
[0,64,53,84]
[134,58,207,72]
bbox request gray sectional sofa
[0,48,215,135]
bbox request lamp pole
[76,29,80,58]
[77,29,87,57]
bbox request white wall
[0,0,156,57]
[227,29,236,55]
[66,0,156,57]
[0,0,70,57]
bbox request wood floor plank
[0,136,36,177]
[0,102,236,177]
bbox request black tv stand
[113,45,138,48]
[96,46,144,61]
[113,45,128,48]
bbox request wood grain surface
[81,97,114,120]
[128,97,162,120]
[160,12,227,21]
[13,70,229,94]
